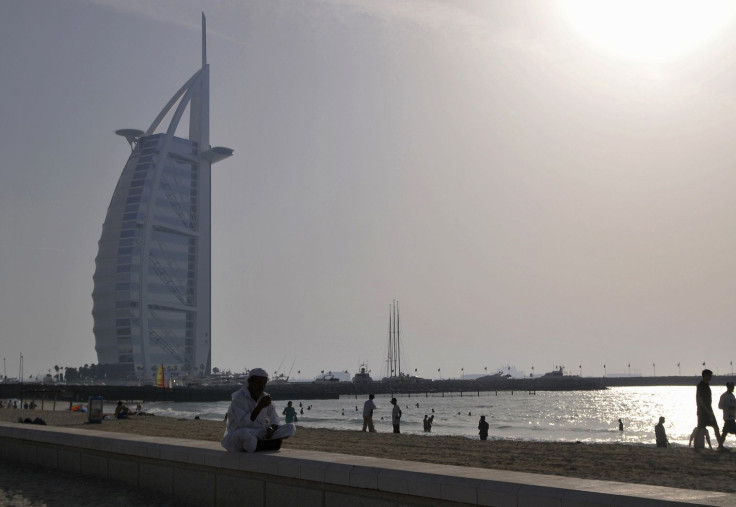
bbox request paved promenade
[0,459,177,507]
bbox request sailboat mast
[397,300,401,377]
[392,300,397,377]
[387,304,392,377]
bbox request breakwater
[0,375,673,404]
[4,374,736,404]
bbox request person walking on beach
[478,415,489,441]
[618,418,624,431]
[362,394,377,432]
[697,369,724,449]
[718,381,736,447]
[654,417,668,447]
[282,401,297,424]
[391,398,402,433]
[221,368,296,453]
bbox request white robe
[221,387,295,452]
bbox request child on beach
[689,427,713,449]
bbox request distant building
[92,15,232,380]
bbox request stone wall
[1,423,733,506]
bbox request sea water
[139,386,711,446]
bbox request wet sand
[2,409,736,495]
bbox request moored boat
[352,364,373,383]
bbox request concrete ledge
[1,422,734,507]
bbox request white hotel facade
[92,15,232,380]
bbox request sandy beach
[3,408,736,497]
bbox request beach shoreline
[2,408,736,494]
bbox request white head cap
[248,368,269,380]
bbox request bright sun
[558,0,736,62]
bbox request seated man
[221,368,295,452]
[114,401,133,419]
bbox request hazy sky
[3,0,736,381]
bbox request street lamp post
[652,363,655,377]
[579,364,582,377]
[628,363,631,377]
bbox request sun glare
[558,0,736,62]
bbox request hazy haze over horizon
[2,0,736,381]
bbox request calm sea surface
[141,386,717,446]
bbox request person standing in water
[391,398,402,433]
[478,416,489,441]
[282,401,297,424]
[362,394,377,432]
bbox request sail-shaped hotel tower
[92,15,232,380]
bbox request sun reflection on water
[146,385,719,445]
